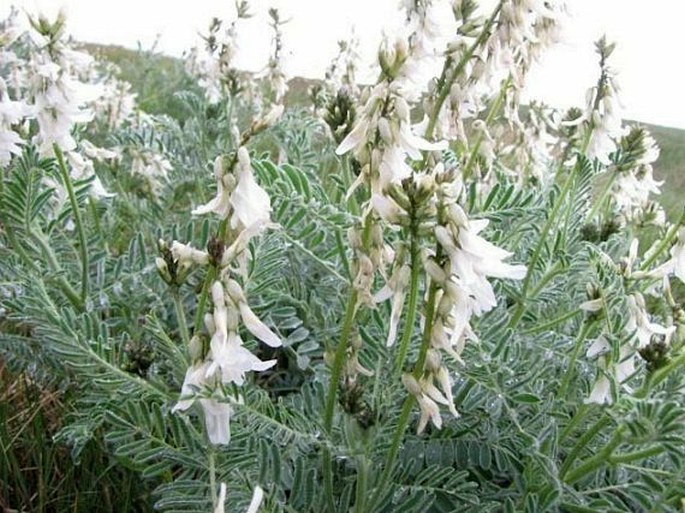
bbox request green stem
[522,308,581,336]
[172,289,191,346]
[462,78,510,181]
[640,208,685,270]
[208,448,217,508]
[527,261,564,300]
[54,144,89,302]
[368,281,440,510]
[609,446,664,464]
[560,414,611,478]
[585,171,617,222]
[424,1,504,140]
[558,321,592,399]
[31,228,83,309]
[354,456,370,513]
[322,290,359,512]
[563,426,625,485]
[508,161,580,329]
[193,266,217,336]
[323,291,359,431]
[559,404,590,443]
[394,229,422,377]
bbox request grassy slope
[88,43,685,220]
[645,123,685,220]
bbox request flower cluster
[585,292,675,405]
[335,1,528,433]
[262,8,288,105]
[610,127,664,225]
[169,147,281,445]
[186,9,249,104]
[0,10,146,204]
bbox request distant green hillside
[83,43,684,221]
[644,123,685,220]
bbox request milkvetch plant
[2,1,685,512]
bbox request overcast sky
[4,0,684,129]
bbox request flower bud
[394,98,410,121]
[225,278,246,304]
[155,257,171,284]
[237,146,250,169]
[348,226,363,249]
[378,118,393,145]
[437,294,454,317]
[424,258,447,284]
[425,349,442,372]
[227,308,240,331]
[189,335,204,361]
[204,312,216,334]
[401,373,422,396]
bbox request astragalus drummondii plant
[2,1,685,512]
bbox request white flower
[171,241,210,267]
[586,86,622,166]
[246,486,265,513]
[436,207,526,315]
[80,140,119,161]
[205,281,278,384]
[402,373,450,434]
[374,263,410,346]
[214,483,265,513]
[579,298,603,312]
[192,156,233,217]
[650,228,685,284]
[172,362,233,445]
[585,336,636,405]
[626,293,674,349]
[671,229,685,283]
[172,361,212,413]
[201,398,233,445]
[229,147,272,230]
[0,78,31,165]
[370,192,406,224]
[238,302,282,348]
[214,483,227,513]
[416,393,442,434]
[73,151,113,196]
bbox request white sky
[4,0,685,129]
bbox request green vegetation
[646,123,685,219]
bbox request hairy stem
[563,425,625,484]
[558,320,592,399]
[462,77,510,181]
[425,1,504,140]
[640,207,685,271]
[172,288,191,346]
[585,171,617,222]
[54,144,89,302]
[560,413,611,478]
[368,280,440,510]
[508,159,581,329]
[322,289,359,512]
[394,228,422,377]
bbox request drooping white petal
[245,486,265,513]
[200,398,233,445]
[214,483,227,513]
[239,302,282,347]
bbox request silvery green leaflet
[1,2,685,512]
